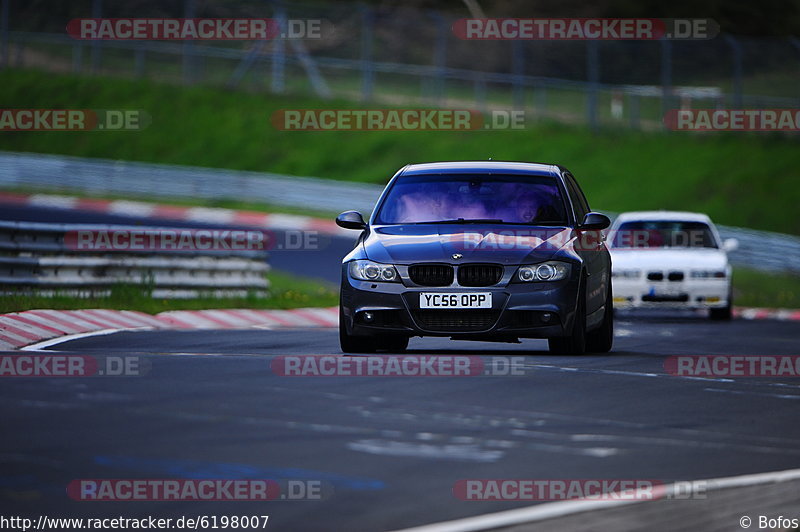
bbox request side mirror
[336,211,367,230]
[723,238,739,252]
[579,212,611,231]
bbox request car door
[564,172,607,316]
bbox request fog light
[362,311,375,323]
[541,312,552,323]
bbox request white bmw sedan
[608,211,738,320]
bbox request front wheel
[586,282,614,353]
[548,284,586,355]
[339,307,376,353]
[375,336,409,352]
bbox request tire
[339,306,376,353]
[548,279,587,355]
[709,291,733,321]
[375,336,409,352]
[586,281,614,353]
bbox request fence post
[134,43,145,78]
[0,0,8,70]
[474,73,487,112]
[660,38,672,128]
[182,0,196,84]
[271,7,286,93]
[512,39,524,110]
[724,34,743,107]
[629,93,640,129]
[360,5,374,102]
[73,42,83,73]
[90,0,102,74]
[789,37,800,99]
[431,13,447,105]
[535,83,546,119]
[586,39,599,131]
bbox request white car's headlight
[612,269,642,279]
[516,261,570,282]
[690,270,727,279]
[349,260,399,282]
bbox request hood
[610,248,729,271]
[363,225,572,265]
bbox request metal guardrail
[1,151,799,274]
[0,220,270,298]
[0,151,383,216]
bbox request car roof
[614,211,714,224]
[401,161,560,177]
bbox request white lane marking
[185,207,235,224]
[614,328,634,337]
[389,467,800,532]
[262,213,313,230]
[703,388,800,400]
[347,439,504,463]
[523,363,800,391]
[29,194,78,209]
[21,328,138,351]
[108,200,156,217]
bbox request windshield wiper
[424,218,506,224]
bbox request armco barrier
[0,221,270,298]
[1,152,799,274]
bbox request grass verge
[1,69,798,234]
[733,267,800,309]
[0,270,338,314]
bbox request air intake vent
[413,310,499,331]
[409,264,454,286]
[458,264,503,287]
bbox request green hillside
[1,68,798,234]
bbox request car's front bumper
[340,270,580,339]
[612,278,730,309]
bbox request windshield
[374,174,568,225]
[610,221,718,249]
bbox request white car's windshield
[611,221,718,249]
[375,174,568,225]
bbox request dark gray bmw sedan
[336,161,613,355]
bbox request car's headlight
[612,269,642,279]
[690,270,727,279]
[349,260,399,282]
[515,261,570,282]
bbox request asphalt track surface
[2,203,800,531]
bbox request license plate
[420,292,492,309]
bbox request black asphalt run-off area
[2,318,800,531]
[2,203,800,531]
